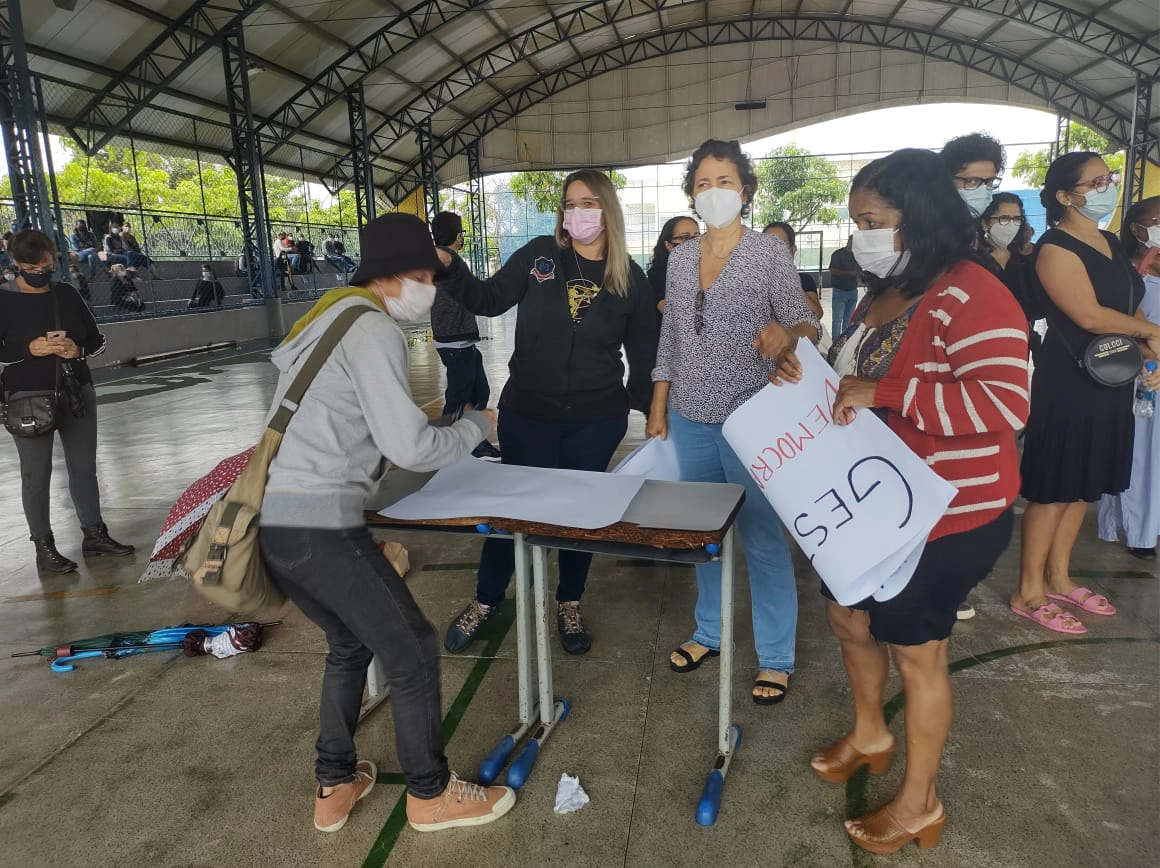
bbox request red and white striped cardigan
[872,260,1030,541]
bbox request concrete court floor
[0,306,1157,868]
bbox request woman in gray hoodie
[259,213,516,835]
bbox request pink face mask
[563,208,604,245]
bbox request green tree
[509,169,628,213]
[1012,123,1124,188]
[752,145,848,229]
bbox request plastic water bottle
[1134,360,1158,418]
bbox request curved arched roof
[23,1,1160,202]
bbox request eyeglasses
[954,175,1003,191]
[694,290,706,335]
[988,215,1023,226]
[560,197,601,212]
[671,232,700,244]
[1074,171,1120,193]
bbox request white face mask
[958,185,993,217]
[385,277,437,322]
[695,187,744,229]
[201,271,213,281]
[851,228,911,279]
[1144,225,1160,250]
[987,221,1020,248]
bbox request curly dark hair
[979,192,1033,255]
[1040,151,1101,226]
[941,133,1006,176]
[682,139,758,219]
[851,148,977,299]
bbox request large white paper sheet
[611,436,682,482]
[378,456,646,530]
[721,340,958,605]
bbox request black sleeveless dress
[1021,228,1144,503]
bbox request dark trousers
[260,525,449,795]
[11,384,103,538]
[436,345,490,417]
[475,411,628,607]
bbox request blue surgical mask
[1074,183,1119,223]
[958,185,992,217]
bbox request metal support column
[0,0,57,238]
[1050,113,1071,162]
[417,118,439,222]
[221,23,276,303]
[466,140,487,276]
[1124,73,1153,208]
[348,84,376,226]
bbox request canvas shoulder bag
[178,305,377,615]
[3,288,62,438]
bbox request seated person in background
[108,263,145,313]
[121,221,159,278]
[68,262,92,307]
[188,263,225,308]
[69,219,100,278]
[275,231,300,274]
[763,221,825,322]
[323,233,356,272]
[102,225,129,268]
[294,235,316,273]
[0,232,13,280]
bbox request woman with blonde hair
[437,168,658,656]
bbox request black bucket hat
[349,213,440,286]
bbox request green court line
[845,636,1159,866]
[1072,569,1154,579]
[421,562,481,572]
[361,600,517,868]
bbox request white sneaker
[956,602,976,620]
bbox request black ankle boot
[81,523,135,557]
[33,534,78,574]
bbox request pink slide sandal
[1009,602,1087,635]
[1047,587,1117,616]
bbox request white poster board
[379,456,646,530]
[611,436,682,482]
[721,340,957,605]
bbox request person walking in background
[828,236,860,336]
[769,148,1029,856]
[1012,153,1160,635]
[1099,195,1160,559]
[430,211,500,461]
[646,215,700,323]
[763,221,825,322]
[0,229,134,573]
[69,219,100,278]
[259,213,515,835]
[438,169,658,657]
[647,138,819,706]
[941,132,1005,217]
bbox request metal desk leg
[697,526,742,826]
[507,542,570,789]
[360,656,390,720]
[479,533,539,783]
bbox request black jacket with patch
[437,235,657,421]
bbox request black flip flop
[670,643,720,673]
[752,677,789,706]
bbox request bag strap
[267,304,378,434]
[51,284,61,393]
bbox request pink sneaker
[406,773,516,832]
[314,760,376,832]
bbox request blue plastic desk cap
[475,523,492,535]
[705,543,721,555]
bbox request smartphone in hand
[46,330,66,340]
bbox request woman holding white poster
[647,138,820,705]
[768,149,1030,855]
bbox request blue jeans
[74,247,98,277]
[475,411,628,607]
[831,288,859,339]
[668,409,798,672]
[436,345,490,417]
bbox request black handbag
[2,287,62,438]
[1048,278,1144,388]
